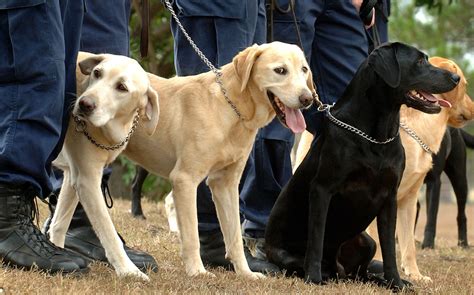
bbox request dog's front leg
[304,182,331,284]
[74,170,149,281]
[377,191,408,291]
[397,186,431,282]
[208,163,265,280]
[49,170,79,247]
[170,169,210,277]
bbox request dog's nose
[299,93,313,108]
[79,97,96,115]
[450,73,460,84]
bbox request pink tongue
[284,105,306,133]
[437,98,452,108]
[419,90,452,108]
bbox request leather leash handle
[140,0,150,58]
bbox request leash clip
[317,102,335,113]
[74,116,87,133]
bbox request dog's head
[368,42,460,114]
[75,52,159,135]
[429,57,474,127]
[233,42,315,133]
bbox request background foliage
[113,0,474,203]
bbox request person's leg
[0,0,88,273]
[304,0,368,136]
[240,0,320,256]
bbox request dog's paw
[241,271,266,280]
[188,268,215,278]
[408,272,431,282]
[118,268,150,281]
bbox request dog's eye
[116,83,128,92]
[418,58,426,66]
[302,66,308,73]
[274,67,287,75]
[93,69,101,79]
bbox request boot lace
[16,196,61,258]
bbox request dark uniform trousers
[0,0,84,198]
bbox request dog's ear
[369,44,401,88]
[306,67,317,96]
[141,86,160,135]
[233,44,263,92]
[78,54,106,75]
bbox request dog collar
[73,109,140,151]
[399,122,434,154]
[319,103,399,145]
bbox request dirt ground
[1,199,473,294]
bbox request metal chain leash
[163,0,243,120]
[73,109,140,151]
[319,103,398,145]
[399,122,434,155]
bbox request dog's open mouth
[406,90,452,113]
[267,91,306,133]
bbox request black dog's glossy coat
[421,127,473,249]
[265,42,459,290]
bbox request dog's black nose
[78,98,96,115]
[450,73,460,84]
[299,93,313,107]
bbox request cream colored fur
[123,42,314,279]
[49,52,159,280]
[50,42,315,280]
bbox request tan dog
[366,57,474,281]
[50,42,315,279]
[49,52,159,280]
[293,57,474,282]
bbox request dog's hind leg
[338,232,376,280]
[169,168,210,277]
[207,162,264,280]
[444,145,469,248]
[48,169,79,247]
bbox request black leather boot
[43,195,158,272]
[200,229,280,275]
[0,185,89,274]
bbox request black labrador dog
[420,127,474,249]
[265,42,460,290]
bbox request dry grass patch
[1,200,473,294]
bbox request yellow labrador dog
[366,57,474,281]
[49,52,159,280]
[49,42,314,280]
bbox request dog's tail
[461,129,474,149]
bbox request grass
[1,200,473,294]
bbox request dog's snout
[299,93,313,108]
[450,73,460,84]
[79,97,96,115]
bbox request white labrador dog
[49,52,159,280]
[49,42,315,280]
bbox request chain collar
[399,122,434,155]
[320,103,399,145]
[73,109,140,151]
[164,0,243,121]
